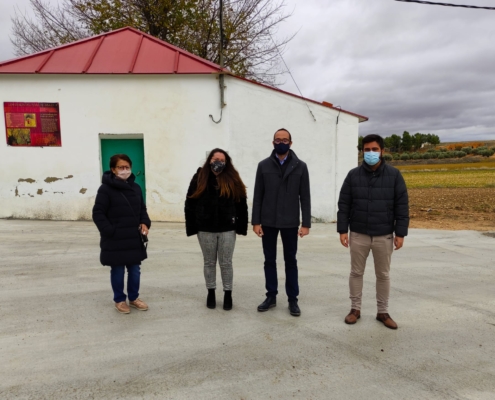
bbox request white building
[0,27,367,223]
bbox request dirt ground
[409,187,495,231]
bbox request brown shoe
[376,313,398,329]
[344,309,361,324]
[115,301,130,314]
[129,298,148,311]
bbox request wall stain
[18,178,35,183]
[37,189,43,195]
[28,194,34,197]
[45,177,62,183]
[53,191,65,194]
[65,175,74,179]
[15,187,19,197]
[79,188,87,194]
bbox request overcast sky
[1,0,494,142]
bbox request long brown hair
[189,148,247,201]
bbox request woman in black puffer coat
[93,154,151,314]
[185,148,248,311]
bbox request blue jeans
[261,226,299,302]
[110,265,141,303]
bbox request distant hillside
[440,139,495,146]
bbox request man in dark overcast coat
[337,134,409,329]
[252,128,311,317]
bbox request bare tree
[10,0,294,85]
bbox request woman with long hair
[185,148,248,310]
[93,154,151,314]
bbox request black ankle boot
[223,290,232,311]
[206,289,216,309]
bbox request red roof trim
[35,50,54,73]
[82,36,104,73]
[129,34,144,73]
[174,51,180,73]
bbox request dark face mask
[274,143,290,155]
[211,160,226,173]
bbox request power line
[395,0,495,10]
[269,33,316,122]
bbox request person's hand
[394,236,404,250]
[253,225,264,237]
[299,227,310,238]
[140,224,149,236]
[340,233,349,248]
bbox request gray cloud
[278,0,495,142]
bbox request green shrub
[437,153,446,159]
[439,148,447,152]
[382,154,393,161]
[477,146,488,151]
[446,151,455,158]
[422,153,431,160]
[479,149,495,157]
[400,153,410,161]
[393,153,401,160]
[456,151,467,158]
[461,147,472,154]
[426,148,437,153]
[411,153,421,160]
[430,152,439,159]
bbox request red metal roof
[0,27,223,74]
[0,27,368,122]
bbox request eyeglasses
[274,139,290,144]
[116,166,131,171]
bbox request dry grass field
[398,159,495,231]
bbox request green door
[101,138,146,201]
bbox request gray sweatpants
[197,231,236,291]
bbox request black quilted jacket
[92,171,151,266]
[337,160,409,237]
[184,168,248,236]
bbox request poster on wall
[4,102,61,147]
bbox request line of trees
[358,132,441,152]
[10,0,294,85]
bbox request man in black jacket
[337,134,409,329]
[252,128,311,316]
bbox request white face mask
[116,170,131,180]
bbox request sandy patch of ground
[409,188,495,231]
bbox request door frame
[98,133,146,198]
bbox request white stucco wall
[0,73,361,222]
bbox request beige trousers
[349,231,394,313]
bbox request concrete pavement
[1,220,494,399]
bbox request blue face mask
[274,143,290,155]
[364,151,381,166]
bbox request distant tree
[412,133,425,150]
[10,0,294,85]
[388,134,402,152]
[401,131,412,152]
[358,135,363,152]
[426,133,440,146]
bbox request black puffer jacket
[184,168,248,236]
[337,160,409,237]
[92,171,151,266]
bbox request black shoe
[206,289,216,309]
[223,290,232,311]
[257,296,276,312]
[288,300,301,317]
